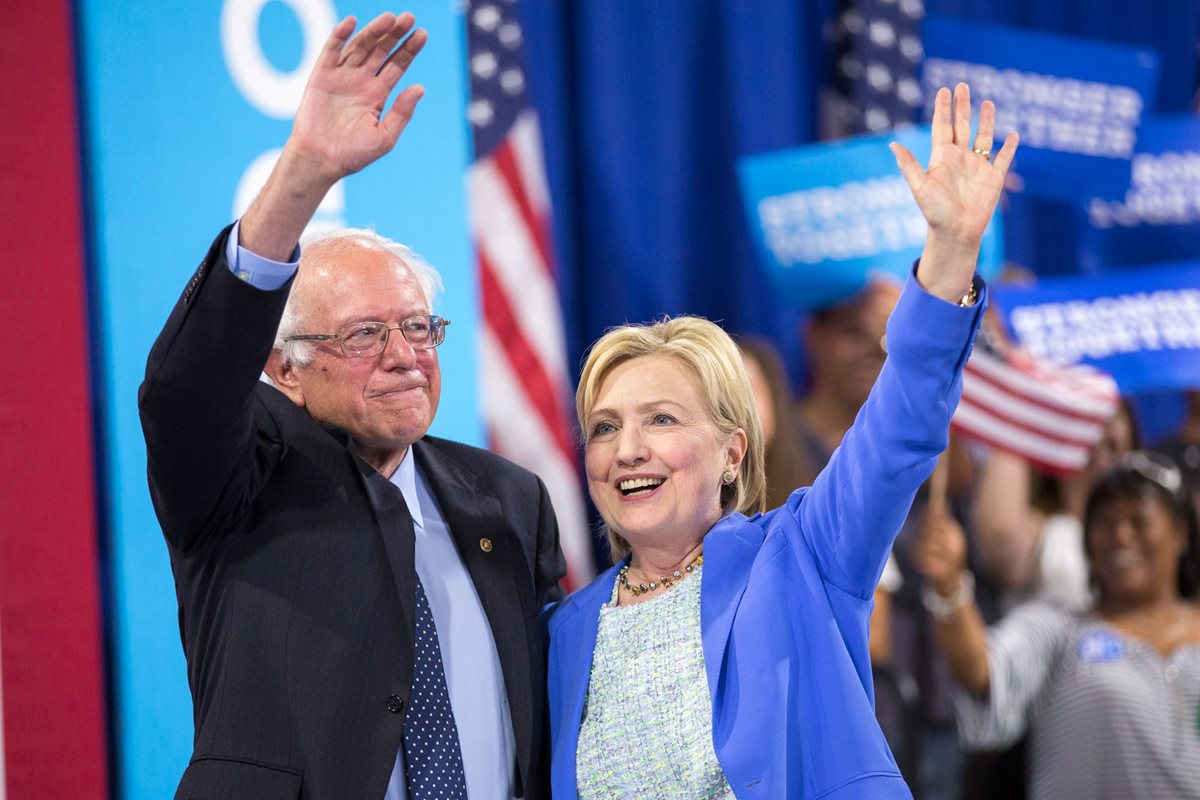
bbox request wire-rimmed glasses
[285,316,451,356]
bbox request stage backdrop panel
[76,2,479,797]
[0,0,108,797]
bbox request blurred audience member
[1156,389,1200,516]
[917,451,1200,800]
[794,279,900,484]
[739,336,805,510]
[971,402,1138,612]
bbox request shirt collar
[387,447,424,530]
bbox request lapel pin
[479,538,493,553]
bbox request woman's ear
[725,427,748,475]
[264,349,306,408]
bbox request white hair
[273,227,444,366]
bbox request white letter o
[221,0,336,119]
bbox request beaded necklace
[617,552,704,598]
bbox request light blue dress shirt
[227,224,517,799]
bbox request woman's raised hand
[891,83,1019,304]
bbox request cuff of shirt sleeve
[225,219,300,291]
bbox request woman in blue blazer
[547,83,1018,799]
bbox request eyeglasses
[285,316,451,357]
[1116,450,1187,504]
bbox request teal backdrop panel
[77,2,479,796]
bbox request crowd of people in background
[738,298,1200,799]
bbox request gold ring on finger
[972,148,991,157]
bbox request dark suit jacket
[139,226,566,799]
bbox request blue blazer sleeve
[789,270,985,599]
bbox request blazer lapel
[548,565,619,798]
[412,440,538,787]
[701,516,764,703]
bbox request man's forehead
[298,245,430,323]
[302,238,409,277]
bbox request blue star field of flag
[466,0,530,159]
[826,0,926,136]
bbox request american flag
[824,0,1122,474]
[823,0,926,137]
[465,0,594,589]
[952,326,1121,475]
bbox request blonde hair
[576,316,767,561]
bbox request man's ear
[264,349,306,408]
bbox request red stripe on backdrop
[490,139,555,279]
[0,0,109,797]
[479,251,576,463]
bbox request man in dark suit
[138,11,565,799]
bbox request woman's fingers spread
[931,86,953,148]
[953,82,972,146]
[889,142,925,195]
[973,100,996,155]
[992,130,1020,175]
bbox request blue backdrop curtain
[523,0,1198,375]
[521,0,837,385]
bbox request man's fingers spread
[317,17,358,68]
[377,27,428,81]
[340,12,398,67]
[371,13,417,68]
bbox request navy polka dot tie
[402,575,468,799]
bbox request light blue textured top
[576,565,734,799]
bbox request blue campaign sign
[921,17,1160,201]
[992,261,1200,395]
[1081,114,1200,270]
[76,2,476,797]
[737,126,1003,310]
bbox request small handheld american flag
[952,321,1121,475]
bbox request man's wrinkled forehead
[298,240,428,309]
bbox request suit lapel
[413,440,538,788]
[701,516,764,704]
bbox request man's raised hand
[289,12,428,184]
[239,11,427,262]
